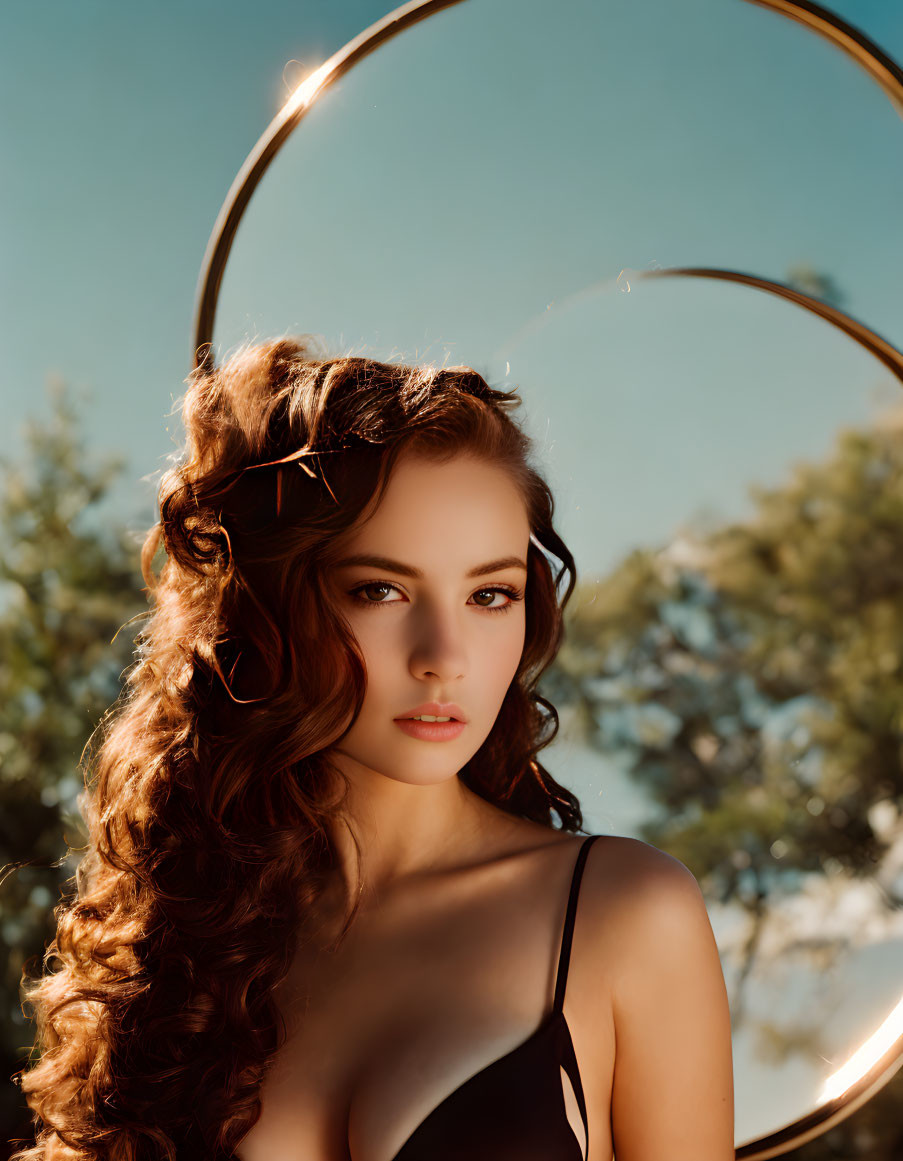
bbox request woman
[13,338,734,1161]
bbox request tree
[544,401,903,1157]
[0,379,150,1150]
[785,263,846,312]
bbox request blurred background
[2,1,903,1157]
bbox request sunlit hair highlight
[12,337,582,1160]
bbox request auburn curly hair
[11,337,582,1160]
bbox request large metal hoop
[190,2,903,1154]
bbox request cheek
[346,612,399,690]
[345,607,526,696]
[348,613,383,648]
[479,614,526,686]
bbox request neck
[321,752,494,913]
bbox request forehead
[334,453,530,564]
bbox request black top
[390,834,600,1161]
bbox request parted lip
[395,701,468,723]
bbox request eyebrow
[332,553,528,579]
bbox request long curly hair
[11,337,582,1160]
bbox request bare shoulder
[582,832,697,889]
[577,835,716,990]
[577,836,735,1160]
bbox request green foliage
[554,404,903,902]
[548,402,903,1119]
[0,379,149,1141]
[3,377,901,1157]
[785,263,846,311]
[545,404,903,1157]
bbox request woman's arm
[609,853,735,1161]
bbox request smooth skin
[239,450,735,1161]
[323,450,533,908]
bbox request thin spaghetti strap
[552,835,600,1014]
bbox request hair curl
[11,338,582,1160]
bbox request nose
[408,602,466,683]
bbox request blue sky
[3,0,901,580]
[1,0,391,508]
[3,3,902,1139]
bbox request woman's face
[326,451,531,786]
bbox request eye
[470,586,523,613]
[348,581,403,606]
[347,582,524,614]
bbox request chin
[350,744,476,787]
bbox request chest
[235,865,616,1161]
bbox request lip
[395,718,467,742]
[394,701,468,723]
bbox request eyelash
[348,581,525,615]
